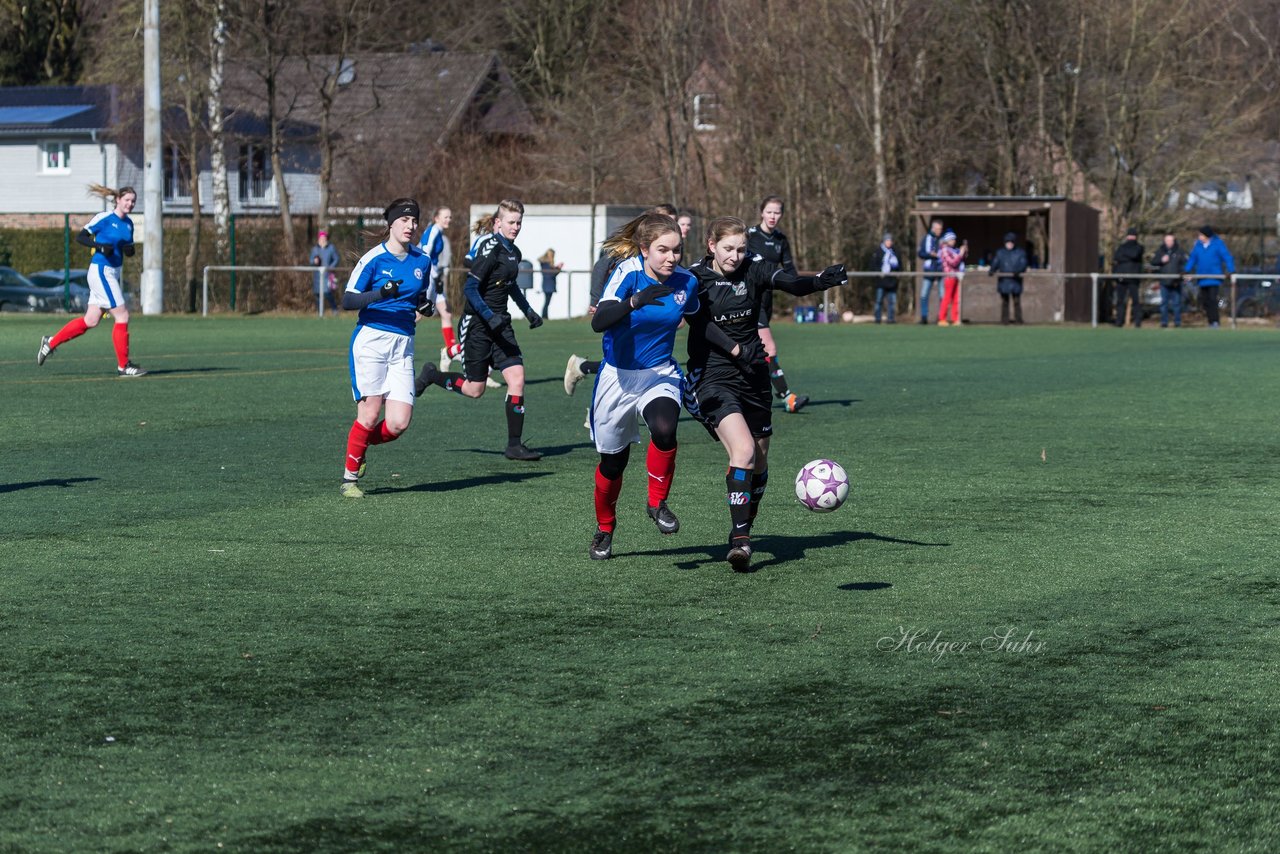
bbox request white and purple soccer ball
[794,459,850,513]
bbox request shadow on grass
[466,442,592,459]
[364,471,553,495]
[0,476,99,494]
[795,397,861,409]
[839,581,893,591]
[140,367,234,376]
[626,529,948,572]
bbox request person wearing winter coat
[870,233,902,323]
[988,232,1029,325]
[1149,233,1187,328]
[1183,224,1235,328]
[1112,227,1146,327]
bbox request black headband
[384,200,420,224]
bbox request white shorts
[349,325,416,404]
[87,264,126,309]
[589,361,683,454]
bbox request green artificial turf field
[1,314,1276,851]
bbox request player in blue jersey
[414,199,544,461]
[37,184,145,376]
[586,213,699,560]
[685,216,847,571]
[419,206,461,365]
[339,198,434,497]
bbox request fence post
[229,214,237,310]
[1090,273,1099,327]
[62,213,71,311]
[1230,274,1237,330]
[202,266,209,316]
[318,266,326,317]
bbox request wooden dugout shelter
[912,196,1100,323]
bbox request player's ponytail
[87,183,136,202]
[473,198,524,236]
[602,213,680,262]
[706,216,748,248]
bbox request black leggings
[598,397,679,478]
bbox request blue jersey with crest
[345,242,432,336]
[599,260,699,370]
[85,211,134,268]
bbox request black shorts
[682,366,773,440]
[459,313,522,381]
[756,289,774,329]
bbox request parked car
[0,266,86,312]
[1234,279,1279,318]
[25,269,93,311]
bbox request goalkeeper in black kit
[683,216,847,572]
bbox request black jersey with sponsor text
[685,254,782,378]
[465,233,523,315]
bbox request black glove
[630,282,672,309]
[526,312,544,329]
[379,279,401,300]
[486,312,510,331]
[734,338,764,372]
[416,291,436,317]
[121,243,136,257]
[818,264,847,289]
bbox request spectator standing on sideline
[538,248,563,318]
[870,232,901,323]
[1149,233,1186,328]
[1184,224,1234,328]
[1112,227,1145,327]
[310,230,340,315]
[936,231,967,326]
[989,232,1029,325]
[917,218,944,324]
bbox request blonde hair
[601,213,681,262]
[473,199,525,236]
[706,216,748,247]
[538,248,556,265]
[87,183,136,202]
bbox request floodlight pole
[141,0,164,314]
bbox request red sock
[50,317,90,349]
[646,441,677,505]
[594,466,624,532]
[344,420,373,476]
[112,322,129,368]
[367,420,400,446]
[442,327,458,353]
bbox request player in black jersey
[746,195,810,414]
[414,199,544,461]
[684,216,847,571]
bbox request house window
[693,94,718,132]
[164,144,191,200]
[42,141,71,173]
[238,144,272,202]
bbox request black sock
[506,394,525,446]
[727,466,752,541]
[582,360,600,374]
[766,356,790,398]
[748,470,768,527]
[416,363,466,396]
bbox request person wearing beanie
[310,229,340,316]
[936,230,967,326]
[1183,224,1235,327]
[870,232,901,323]
[1112,227,1146,327]
[989,232,1029,324]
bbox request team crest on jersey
[732,283,747,296]
[674,290,687,305]
[414,268,423,279]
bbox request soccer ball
[795,459,849,512]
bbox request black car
[25,269,93,311]
[0,266,86,312]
